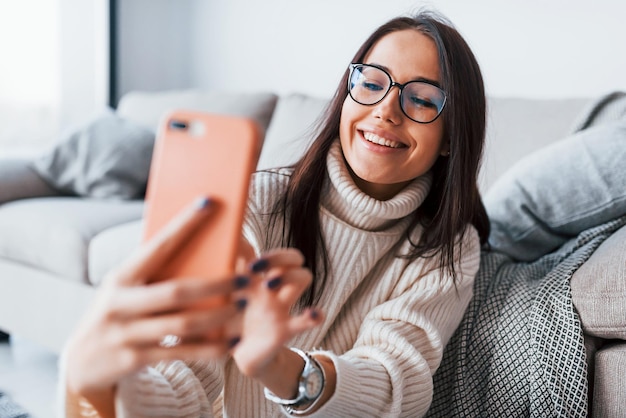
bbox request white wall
[117,0,195,99]
[59,0,110,127]
[118,0,626,100]
[432,0,626,99]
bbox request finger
[286,308,324,336]
[137,341,233,365]
[235,237,257,274]
[237,238,257,266]
[223,308,244,350]
[266,268,312,306]
[249,248,305,275]
[109,197,214,286]
[109,275,250,318]
[119,303,241,346]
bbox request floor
[0,335,59,418]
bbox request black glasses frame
[347,63,447,124]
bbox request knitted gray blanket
[427,91,626,417]
[427,215,626,417]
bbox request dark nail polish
[309,309,320,320]
[195,196,213,210]
[250,258,269,273]
[267,277,282,290]
[235,299,247,311]
[233,275,250,289]
[228,336,241,348]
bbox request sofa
[0,89,624,416]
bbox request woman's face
[339,29,447,200]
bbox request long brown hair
[269,11,490,309]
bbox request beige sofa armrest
[592,343,626,418]
[571,224,626,340]
[0,158,60,203]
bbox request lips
[362,131,406,149]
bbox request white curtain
[0,0,61,156]
[0,0,109,158]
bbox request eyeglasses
[347,63,447,124]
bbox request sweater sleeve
[114,360,224,418]
[57,354,224,418]
[306,227,481,418]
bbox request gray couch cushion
[257,95,590,183]
[0,198,143,283]
[31,109,156,199]
[485,120,626,261]
[116,90,279,139]
[481,97,590,192]
[571,225,626,339]
[257,93,328,170]
[88,220,143,286]
[0,158,59,203]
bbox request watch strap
[263,348,326,410]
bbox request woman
[63,10,489,417]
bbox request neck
[346,166,410,201]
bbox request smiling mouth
[362,132,406,149]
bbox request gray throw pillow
[485,120,626,261]
[31,109,155,199]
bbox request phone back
[142,110,260,282]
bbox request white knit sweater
[69,141,480,418]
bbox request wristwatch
[264,348,326,414]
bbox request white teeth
[363,132,403,148]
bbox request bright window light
[0,0,60,155]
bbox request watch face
[305,369,324,399]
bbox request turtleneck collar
[321,140,432,231]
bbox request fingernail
[195,196,213,210]
[228,336,241,348]
[309,308,320,320]
[267,277,282,290]
[233,275,250,289]
[235,298,247,311]
[250,258,269,273]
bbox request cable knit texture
[60,140,480,417]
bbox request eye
[362,80,385,91]
[408,94,437,109]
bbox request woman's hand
[232,248,324,382]
[64,197,248,406]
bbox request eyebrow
[368,62,443,88]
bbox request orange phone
[142,110,260,285]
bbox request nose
[372,84,403,124]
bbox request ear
[439,142,450,157]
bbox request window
[0,0,61,156]
[0,0,110,157]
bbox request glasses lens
[401,82,446,123]
[349,65,390,105]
